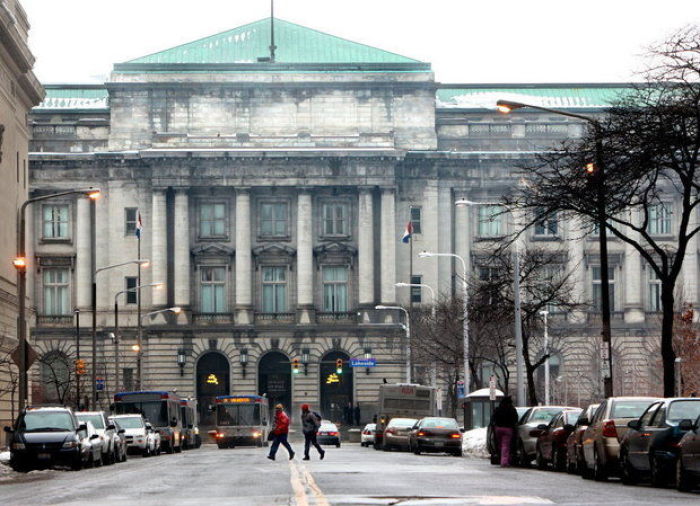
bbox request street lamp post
[540,310,550,405]
[137,307,181,390]
[14,188,100,413]
[375,305,411,383]
[497,99,614,398]
[395,282,437,386]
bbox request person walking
[354,404,361,426]
[267,403,295,461]
[491,396,519,467]
[301,404,325,461]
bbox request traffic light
[75,359,86,375]
[292,358,300,374]
[336,358,343,374]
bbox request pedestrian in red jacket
[268,403,295,461]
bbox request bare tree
[38,351,74,405]
[0,335,19,421]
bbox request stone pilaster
[682,210,699,318]
[151,190,167,307]
[358,188,375,322]
[296,190,314,324]
[235,188,253,324]
[624,244,644,323]
[173,190,190,315]
[380,187,396,305]
[75,197,91,309]
[567,218,587,324]
[454,200,470,285]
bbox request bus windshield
[115,401,168,426]
[217,404,260,426]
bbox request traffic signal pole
[75,308,80,408]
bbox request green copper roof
[437,85,635,109]
[125,18,423,66]
[35,86,108,110]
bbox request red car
[534,408,582,471]
[565,404,599,474]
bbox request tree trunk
[521,328,539,405]
[661,283,676,396]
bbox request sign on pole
[11,344,38,371]
[456,380,465,399]
[489,375,497,401]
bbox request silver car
[514,406,578,466]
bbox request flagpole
[136,212,142,390]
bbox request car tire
[143,447,150,457]
[10,460,30,473]
[593,448,608,482]
[70,457,83,471]
[536,446,547,470]
[517,440,529,468]
[94,452,103,468]
[650,455,668,488]
[414,445,421,455]
[620,450,637,485]
[554,448,566,472]
[336,443,341,448]
[490,452,499,465]
[452,450,463,457]
[103,451,113,466]
[676,458,693,492]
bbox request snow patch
[462,427,488,458]
[0,451,10,464]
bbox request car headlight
[63,440,80,448]
[11,442,25,450]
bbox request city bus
[374,383,437,450]
[180,399,201,449]
[113,391,183,453]
[208,395,270,449]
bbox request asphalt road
[1,441,699,505]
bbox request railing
[255,312,295,324]
[36,315,73,326]
[316,312,357,323]
[192,313,234,325]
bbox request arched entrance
[258,352,292,416]
[196,352,230,425]
[320,351,353,424]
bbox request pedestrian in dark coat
[267,403,295,461]
[491,396,519,467]
[300,404,325,460]
[354,404,361,426]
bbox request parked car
[361,423,376,447]
[111,414,160,456]
[534,408,582,471]
[580,396,660,481]
[76,411,117,465]
[619,398,700,487]
[108,416,128,463]
[317,420,341,447]
[514,406,576,466]
[383,417,418,451]
[487,406,530,465]
[408,417,463,456]
[4,406,97,472]
[565,404,599,474]
[677,414,700,492]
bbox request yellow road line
[289,460,329,506]
[289,460,309,506]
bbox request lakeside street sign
[350,358,376,368]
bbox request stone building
[27,18,678,423]
[0,0,43,429]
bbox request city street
[1,441,698,505]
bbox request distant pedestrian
[344,402,353,425]
[491,396,519,467]
[300,404,325,461]
[354,404,361,426]
[267,403,295,461]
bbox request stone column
[380,187,396,304]
[454,200,470,280]
[358,188,375,310]
[173,190,190,311]
[235,188,253,324]
[296,190,314,323]
[624,244,644,323]
[151,190,167,307]
[566,218,587,324]
[682,210,699,318]
[75,197,91,309]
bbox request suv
[111,414,160,456]
[3,407,95,471]
[76,411,117,465]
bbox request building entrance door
[258,352,292,417]
[320,351,353,425]
[196,352,230,426]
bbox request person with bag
[267,403,295,461]
[300,404,325,461]
[491,396,519,467]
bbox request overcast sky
[20,0,700,84]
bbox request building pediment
[313,242,358,257]
[191,244,235,258]
[252,244,296,257]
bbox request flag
[135,211,143,239]
[401,221,413,243]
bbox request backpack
[312,411,322,429]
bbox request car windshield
[528,409,562,423]
[115,400,167,426]
[389,418,417,427]
[668,400,700,424]
[421,418,458,428]
[563,410,583,424]
[77,414,104,429]
[19,411,74,432]
[113,417,144,429]
[611,400,656,418]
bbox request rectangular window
[43,204,69,239]
[323,266,348,312]
[322,203,348,236]
[410,207,422,234]
[125,277,138,305]
[648,269,661,312]
[200,203,226,238]
[260,202,288,237]
[124,208,138,236]
[43,268,70,315]
[200,266,227,313]
[592,266,615,312]
[410,275,422,304]
[534,211,558,237]
[647,203,672,235]
[262,266,287,313]
[477,205,502,237]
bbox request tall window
[43,268,70,315]
[647,203,672,235]
[410,275,422,304]
[262,267,287,313]
[323,266,348,312]
[478,265,500,305]
[260,202,288,237]
[648,268,662,312]
[124,208,138,236]
[43,205,69,239]
[410,207,422,234]
[125,276,138,304]
[477,205,502,237]
[200,203,226,238]
[200,267,227,313]
[322,203,348,236]
[534,211,558,237]
[592,266,615,312]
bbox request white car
[361,423,376,447]
[111,414,160,457]
[84,421,105,467]
[76,411,118,465]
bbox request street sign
[489,375,497,401]
[11,343,38,371]
[96,378,105,391]
[456,380,465,399]
[350,358,376,368]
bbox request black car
[619,397,700,487]
[4,407,95,472]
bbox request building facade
[0,0,43,429]
[27,19,683,424]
